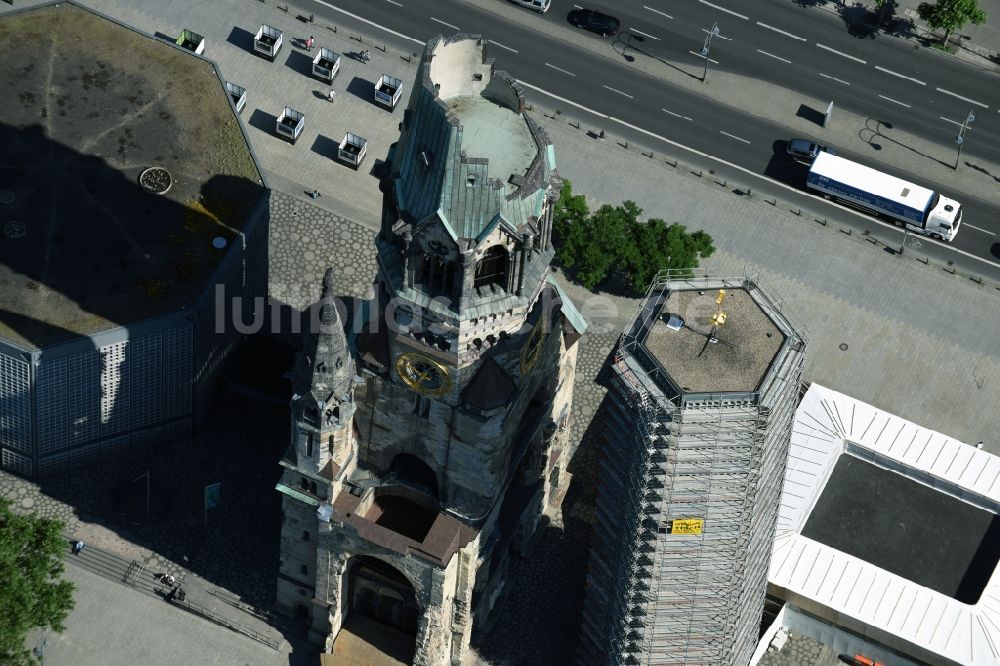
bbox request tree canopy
[0,498,76,665]
[552,179,715,292]
[918,0,986,45]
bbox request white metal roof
[811,152,935,213]
[771,384,1000,666]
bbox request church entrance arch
[348,556,420,634]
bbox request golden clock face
[396,352,452,397]
[520,323,546,375]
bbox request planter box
[276,106,304,143]
[375,74,403,110]
[337,132,367,168]
[176,29,205,55]
[312,48,341,82]
[225,81,247,114]
[254,25,283,60]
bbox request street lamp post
[954,109,975,170]
[700,22,720,82]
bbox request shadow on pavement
[473,341,617,664]
[284,49,315,78]
[310,133,341,161]
[226,26,255,52]
[248,108,276,134]
[345,76,376,103]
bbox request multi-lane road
[305,0,1000,270]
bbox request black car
[568,9,621,37]
[786,138,835,162]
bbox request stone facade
[276,35,586,664]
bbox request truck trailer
[806,152,961,241]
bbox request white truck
[807,152,962,241]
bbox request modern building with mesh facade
[0,4,266,478]
[581,273,806,665]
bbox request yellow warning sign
[671,519,704,535]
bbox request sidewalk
[891,0,1000,65]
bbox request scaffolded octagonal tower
[582,272,806,665]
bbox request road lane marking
[644,5,673,19]
[939,116,963,127]
[386,0,402,5]
[756,21,805,41]
[966,224,996,235]
[689,50,719,64]
[816,43,866,64]
[819,73,851,85]
[604,85,635,99]
[430,17,460,31]
[878,94,911,108]
[311,0,424,44]
[630,27,660,40]
[874,65,925,85]
[662,108,693,121]
[698,0,748,19]
[720,130,750,144]
[545,62,576,76]
[757,49,791,63]
[515,78,1000,271]
[488,39,518,53]
[935,87,988,108]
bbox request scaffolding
[581,272,806,666]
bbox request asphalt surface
[301,0,1000,277]
[531,0,1000,158]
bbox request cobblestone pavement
[758,632,844,666]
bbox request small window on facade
[302,530,310,542]
[300,564,308,576]
[300,477,309,490]
[306,434,314,458]
[466,175,476,187]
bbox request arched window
[416,255,456,297]
[474,245,509,291]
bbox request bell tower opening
[474,245,509,293]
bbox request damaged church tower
[276,35,587,664]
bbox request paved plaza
[3,1,1000,665]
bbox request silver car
[787,138,835,162]
[511,0,551,12]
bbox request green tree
[551,179,590,271]
[918,0,986,45]
[551,185,715,292]
[0,498,75,665]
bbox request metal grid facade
[581,272,806,666]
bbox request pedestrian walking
[361,49,370,63]
[71,540,85,555]
[327,88,336,102]
[306,36,314,52]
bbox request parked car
[567,9,620,37]
[787,138,835,162]
[511,0,551,12]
